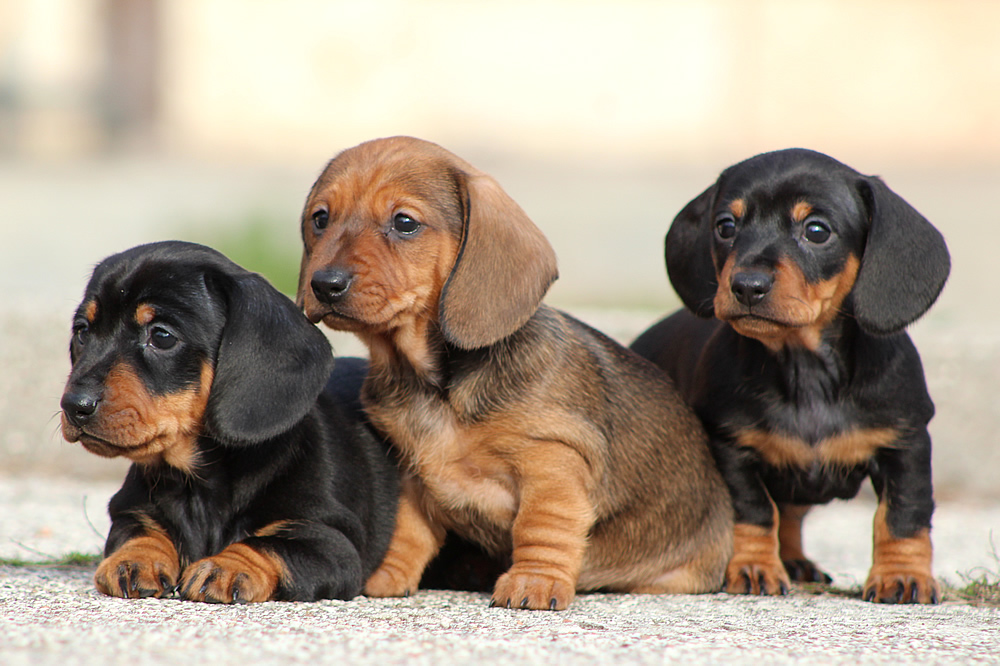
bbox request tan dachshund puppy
[297,136,732,610]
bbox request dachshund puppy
[631,149,950,603]
[60,241,400,603]
[297,136,733,611]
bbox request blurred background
[1,0,998,498]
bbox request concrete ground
[2,475,1000,665]
[2,155,999,663]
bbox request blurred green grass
[180,211,301,297]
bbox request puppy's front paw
[863,569,939,604]
[180,544,285,604]
[363,561,421,598]
[727,522,789,596]
[491,567,575,611]
[866,502,937,603]
[95,538,180,599]
[725,557,790,596]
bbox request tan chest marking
[735,427,900,468]
[366,394,519,530]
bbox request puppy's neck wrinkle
[364,321,450,394]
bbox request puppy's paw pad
[491,570,575,611]
[364,564,419,598]
[863,571,939,604]
[725,560,790,596]
[180,548,280,604]
[95,551,179,599]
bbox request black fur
[632,149,949,602]
[62,241,399,602]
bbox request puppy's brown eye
[804,220,831,244]
[148,327,177,351]
[392,213,420,234]
[716,217,736,240]
[312,209,329,232]
[72,323,89,346]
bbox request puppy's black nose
[731,271,773,307]
[311,268,354,304]
[61,390,101,426]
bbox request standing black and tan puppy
[631,149,949,604]
[297,136,733,610]
[60,241,399,603]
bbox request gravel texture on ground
[2,475,998,665]
[2,562,999,666]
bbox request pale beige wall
[0,0,104,156]
[157,0,1000,166]
[2,0,998,166]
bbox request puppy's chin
[78,436,129,459]
[61,420,123,458]
[726,315,792,340]
[310,301,393,333]
[66,425,138,460]
[320,312,368,332]
[77,432,199,471]
[302,299,362,328]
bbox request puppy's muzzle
[731,270,773,307]
[311,268,354,305]
[61,388,102,427]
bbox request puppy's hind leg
[365,478,446,598]
[778,504,832,584]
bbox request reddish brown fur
[364,480,447,597]
[864,500,938,603]
[134,303,155,326]
[253,521,293,538]
[791,201,813,222]
[715,254,860,351]
[729,199,746,218]
[61,361,212,474]
[735,426,900,469]
[298,147,464,377]
[181,542,289,603]
[84,300,98,323]
[777,504,811,562]
[94,515,180,598]
[726,500,788,595]
[300,137,733,610]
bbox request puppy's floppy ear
[665,183,719,318]
[852,177,950,335]
[204,270,334,445]
[439,170,558,349]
